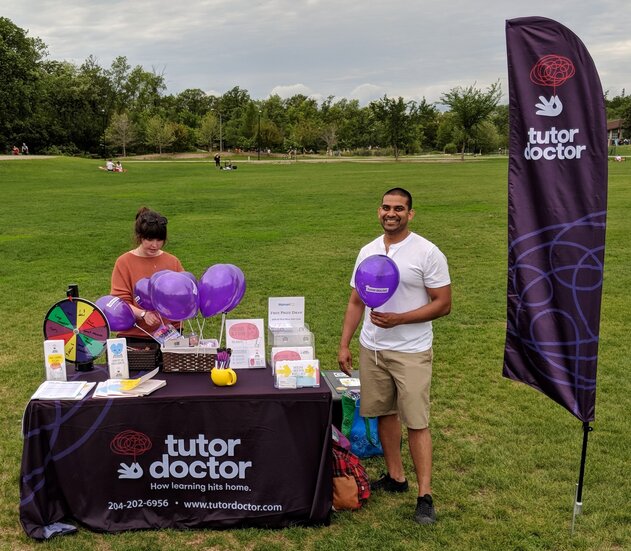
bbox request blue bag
[346,397,383,459]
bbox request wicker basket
[161,347,216,372]
[126,340,162,372]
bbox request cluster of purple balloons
[96,264,246,331]
[354,254,400,309]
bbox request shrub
[444,142,458,155]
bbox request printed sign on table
[225,319,266,369]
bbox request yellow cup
[211,367,238,386]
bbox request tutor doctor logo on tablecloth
[524,54,587,161]
[111,430,253,482]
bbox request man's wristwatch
[140,310,147,320]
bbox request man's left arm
[369,284,452,328]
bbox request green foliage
[370,95,414,159]
[1,157,630,550]
[440,82,502,160]
[105,112,136,156]
[0,17,47,145]
[197,111,219,152]
[145,115,176,153]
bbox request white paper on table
[225,319,266,369]
[31,381,94,400]
[268,297,305,328]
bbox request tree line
[2,17,626,159]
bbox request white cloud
[6,0,631,102]
[269,83,316,99]
[348,84,386,105]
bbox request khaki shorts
[358,344,433,429]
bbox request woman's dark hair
[134,207,168,243]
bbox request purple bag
[332,425,351,450]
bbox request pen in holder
[211,348,236,386]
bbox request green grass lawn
[1,156,630,550]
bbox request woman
[111,207,184,340]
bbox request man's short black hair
[383,187,413,210]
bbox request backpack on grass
[331,440,370,511]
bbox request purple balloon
[181,271,198,285]
[354,254,400,309]
[151,271,199,321]
[133,277,154,310]
[224,267,246,312]
[150,269,172,289]
[198,264,244,317]
[96,295,136,331]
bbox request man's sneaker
[370,473,409,493]
[414,494,436,525]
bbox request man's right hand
[337,345,353,376]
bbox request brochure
[92,367,166,398]
[274,359,320,388]
[31,380,96,401]
[92,379,166,398]
[225,319,266,369]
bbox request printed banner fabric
[20,368,332,540]
[503,17,608,422]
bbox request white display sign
[44,340,67,381]
[268,297,305,328]
[274,359,320,388]
[270,346,314,374]
[225,319,266,369]
[107,338,130,379]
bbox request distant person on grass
[338,187,452,525]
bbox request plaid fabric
[332,442,371,503]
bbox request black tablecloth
[20,365,332,540]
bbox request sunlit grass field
[1,156,630,550]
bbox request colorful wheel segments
[43,298,110,364]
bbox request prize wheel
[43,298,110,365]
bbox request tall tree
[440,82,502,160]
[197,111,219,152]
[369,95,414,159]
[105,112,136,156]
[0,17,46,147]
[145,115,175,154]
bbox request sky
[6,0,631,106]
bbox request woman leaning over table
[111,206,184,340]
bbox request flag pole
[571,421,593,534]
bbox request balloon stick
[219,313,227,348]
[133,323,161,344]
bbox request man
[338,187,451,525]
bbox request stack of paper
[31,381,96,401]
[92,367,166,398]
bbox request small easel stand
[571,421,593,534]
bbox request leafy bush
[444,142,458,154]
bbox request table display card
[225,319,266,369]
[44,340,67,381]
[274,359,320,388]
[268,297,305,328]
[270,346,314,374]
[106,338,129,379]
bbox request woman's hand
[142,311,161,327]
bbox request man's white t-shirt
[351,232,451,353]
